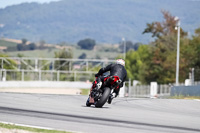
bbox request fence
[0,57,114,71]
[0,57,114,82]
[171,85,200,96]
[127,83,171,98]
[0,69,96,82]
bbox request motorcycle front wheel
[95,87,111,108]
[86,97,91,107]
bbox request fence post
[86,61,88,71]
[1,58,3,69]
[69,61,72,71]
[0,69,2,81]
[150,82,158,97]
[35,59,38,71]
[3,69,6,81]
[39,70,41,81]
[128,81,133,97]
[57,71,60,81]
[51,71,53,81]
[52,60,55,71]
[22,69,24,81]
[128,78,131,97]
[74,71,77,81]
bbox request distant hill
[0,0,200,44]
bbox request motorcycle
[86,76,122,108]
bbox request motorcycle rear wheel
[95,87,111,108]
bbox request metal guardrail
[0,69,96,82]
[0,57,115,71]
[0,57,116,82]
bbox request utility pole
[122,37,126,60]
[175,17,180,86]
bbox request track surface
[0,93,200,133]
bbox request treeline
[14,38,97,52]
[16,39,49,51]
[15,38,97,51]
[125,11,200,84]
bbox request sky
[1,0,200,9]
[0,0,61,8]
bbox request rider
[94,59,127,104]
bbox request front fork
[89,85,103,104]
[88,80,97,104]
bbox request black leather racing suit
[95,63,127,95]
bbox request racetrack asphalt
[0,92,200,133]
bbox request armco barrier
[0,81,92,89]
[171,85,200,96]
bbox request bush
[77,38,96,50]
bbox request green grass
[1,38,122,59]
[6,49,60,58]
[0,40,18,47]
[0,123,72,133]
[81,89,90,95]
[5,46,121,59]
[73,47,121,59]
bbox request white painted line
[0,121,79,133]
[194,99,200,102]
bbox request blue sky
[1,0,199,9]
[0,0,61,8]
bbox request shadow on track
[1,106,200,132]
[81,105,110,109]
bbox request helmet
[116,59,125,66]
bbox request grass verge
[170,95,200,99]
[0,123,72,133]
[80,89,90,95]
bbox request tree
[125,45,152,83]
[54,48,73,71]
[79,53,87,59]
[140,10,190,84]
[143,10,187,39]
[17,39,37,51]
[119,41,141,52]
[77,38,96,50]
[17,44,24,51]
[38,40,46,50]
[29,43,36,50]
[21,38,27,45]
[182,27,200,81]
[125,10,191,84]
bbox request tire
[86,97,91,107]
[95,87,111,108]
